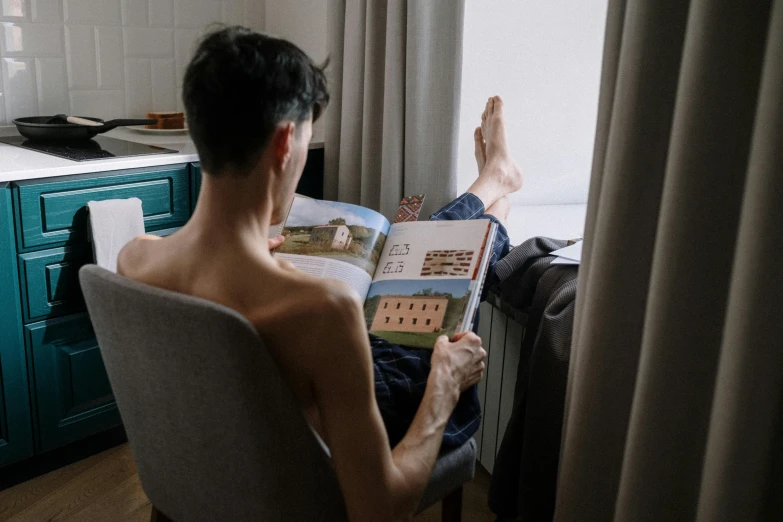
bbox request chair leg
[150,505,174,522]
[442,486,463,522]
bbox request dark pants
[372,193,510,448]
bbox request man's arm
[307,285,484,521]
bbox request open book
[274,196,497,348]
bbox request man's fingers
[451,331,469,342]
[268,235,286,250]
[434,335,450,348]
[465,371,484,388]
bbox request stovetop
[0,135,178,161]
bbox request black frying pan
[12,116,157,142]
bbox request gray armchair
[79,265,475,522]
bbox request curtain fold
[325,0,465,219]
[696,4,783,519]
[556,0,783,520]
[556,0,692,518]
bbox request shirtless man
[118,27,522,521]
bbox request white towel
[87,198,145,273]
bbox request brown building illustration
[370,295,449,333]
[421,250,474,276]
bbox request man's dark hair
[183,26,329,175]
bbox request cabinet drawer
[17,226,182,324]
[13,165,190,251]
[26,314,121,452]
[18,246,91,323]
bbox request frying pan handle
[98,119,159,132]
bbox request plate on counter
[128,126,189,135]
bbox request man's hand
[431,332,487,395]
[268,235,285,250]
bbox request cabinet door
[25,314,121,453]
[0,184,34,467]
[18,246,92,323]
[13,164,190,251]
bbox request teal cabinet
[25,314,121,453]
[1,163,197,466]
[18,246,92,323]
[190,163,201,212]
[0,183,34,467]
[13,164,190,252]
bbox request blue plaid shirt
[373,193,510,447]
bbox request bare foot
[485,196,510,226]
[474,126,486,172]
[468,96,524,209]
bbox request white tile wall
[31,0,63,23]
[1,22,63,56]
[0,68,6,123]
[2,56,37,120]
[34,56,67,114]
[151,58,175,110]
[124,57,150,116]
[1,0,28,20]
[70,89,124,119]
[149,0,174,28]
[121,0,147,27]
[123,26,173,58]
[0,0,265,124]
[64,25,97,88]
[173,0,219,29]
[96,25,123,88]
[64,0,121,26]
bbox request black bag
[488,237,580,521]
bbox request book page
[275,196,391,300]
[364,219,493,348]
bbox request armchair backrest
[79,265,347,521]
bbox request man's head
[183,26,328,209]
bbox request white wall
[264,0,327,63]
[0,0,266,125]
[260,0,607,241]
[458,0,607,241]
[264,0,328,143]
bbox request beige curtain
[325,0,465,219]
[556,0,783,520]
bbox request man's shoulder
[116,234,162,277]
[249,271,368,375]
[262,272,362,324]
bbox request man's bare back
[116,28,528,521]
[119,226,361,436]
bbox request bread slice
[146,111,185,129]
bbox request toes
[474,127,486,165]
[492,96,503,113]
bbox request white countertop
[0,126,198,184]
[0,126,324,184]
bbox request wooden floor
[0,443,496,521]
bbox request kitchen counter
[0,126,198,183]
[0,126,324,183]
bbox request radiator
[474,299,527,473]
